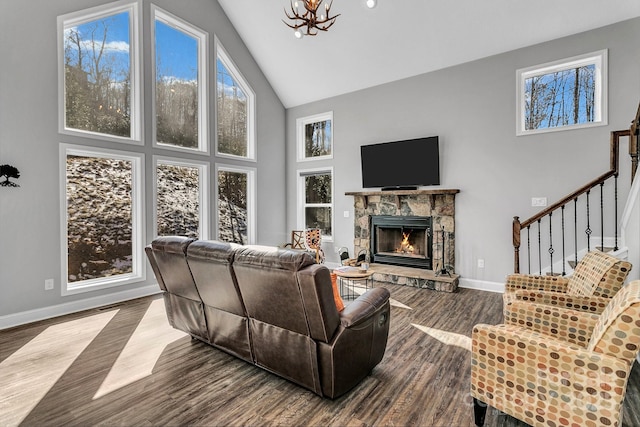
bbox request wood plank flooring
[1,285,638,427]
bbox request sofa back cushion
[147,236,207,340]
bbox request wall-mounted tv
[360,136,440,190]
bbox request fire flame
[398,232,414,253]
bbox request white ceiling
[217,0,640,108]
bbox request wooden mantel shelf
[346,189,460,209]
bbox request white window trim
[153,156,210,240]
[297,167,334,242]
[215,39,257,162]
[151,5,209,154]
[60,144,145,296]
[57,0,143,145]
[215,164,257,244]
[297,111,334,162]
[516,49,608,136]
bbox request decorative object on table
[283,0,340,38]
[337,247,350,265]
[304,228,325,263]
[0,164,20,187]
[297,111,333,161]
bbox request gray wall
[286,17,640,287]
[0,0,286,322]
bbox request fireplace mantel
[346,189,459,209]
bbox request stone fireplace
[346,189,460,292]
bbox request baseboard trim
[459,278,504,293]
[0,284,162,330]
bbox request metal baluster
[600,182,604,252]
[527,226,531,274]
[614,174,619,251]
[561,205,566,276]
[574,198,578,268]
[537,219,542,275]
[548,213,554,275]
[585,190,592,252]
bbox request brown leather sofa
[145,236,391,399]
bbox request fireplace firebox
[370,215,432,269]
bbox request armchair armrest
[505,274,569,293]
[504,300,599,347]
[340,287,390,328]
[513,290,611,314]
[471,323,629,426]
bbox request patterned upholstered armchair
[471,280,640,427]
[503,250,632,314]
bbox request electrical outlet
[343,210,350,218]
[531,197,547,207]
[477,259,485,268]
[45,278,54,290]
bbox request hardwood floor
[1,285,638,427]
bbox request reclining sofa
[145,236,391,399]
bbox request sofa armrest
[505,273,569,293]
[471,323,630,426]
[513,290,611,314]
[504,300,599,347]
[339,287,390,328]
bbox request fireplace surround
[346,189,460,292]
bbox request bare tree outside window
[525,65,596,131]
[304,173,332,237]
[155,20,199,149]
[305,120,332,158]
[64,11,131,137]
[218,170,248,244]
[156,163,200,238]
[217,58,248,157]
[66,155,133,282]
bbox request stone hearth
[346,189,460,292]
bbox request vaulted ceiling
[217,0,640,108]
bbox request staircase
[512,103,640,276]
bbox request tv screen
[360,136,440,189]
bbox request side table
[333,267,374,300]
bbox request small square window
[516,50,607,136]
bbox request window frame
[57,0,143,145]
[297,111,334,162]
[153,155,210,240]
[151,5,209,154]
[516,50,608,136]
[297,167,334,242]
[215,164,257,244]
[215,39,257,162]
[60,143,145,296]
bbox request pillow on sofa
[330,273,345,312]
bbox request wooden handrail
[512,100,640,274]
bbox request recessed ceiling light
[366,0,377,9]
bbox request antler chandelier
[283,0,340,38]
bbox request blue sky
[67,11,198,82]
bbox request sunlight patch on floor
[347,284,412,310]
[411,323,471,351]
[0,310,118,427]
[93,298,187,399]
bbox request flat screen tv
[360,136,440,189]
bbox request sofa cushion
[233,245,315,271]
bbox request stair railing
[512,103,639,275]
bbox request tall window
[216,165,256,245]
[59,2,142,143]
[154,157,209,239]
[61,145,144,295]
[153,6,208,153]
[298,168,333,240]
[216,42,256,160]
[517,50,607,135]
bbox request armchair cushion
[512,290,611,314]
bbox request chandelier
[283,0,340,38]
